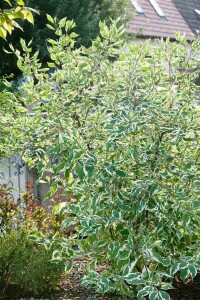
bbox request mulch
[1,261,200,300]
[168,274,200,300]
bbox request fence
[0,156,28,201]
[0,156,60,205]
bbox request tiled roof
[173,0,200,34]
[127,0,194,40]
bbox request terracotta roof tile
[128,0,194,40]
[173,0,200,34]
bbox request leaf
[108,241,121,260]
[149,184,158,196]
[188,265,197,279]
[159,291,170,300]
[47,24,54,30]
[62,217,76,228]
[99,277,114,292]
[20,37,26,49]
[0,27,7,39]
[48,38,57,45]
[123,273,145,285]
[170,263,180,275]
[183,215,190,228]
[52,249,60,258]
[126,278,145,285]
[59,17,67,28]
[116,170,126,177]
[16,0,25,5]
[112,210,121,220]
[120,249,132,260]
[28,7,39,14]
[180,268,188,282]
[75,164,85,182]
[120,228,129,237]
[131,147,138,160]
[65,261,73,273]
[50,181,58,194]
[70,32,78,38]
[26,11,34,24]
[146,58,154,64]
[11,20,23,30]
[3,21,13,35]
[119,203,129,211]
[145,249,171,267]
[149,291,158,300]
[161,283,174,290]
[136,202,146,214]
[14,8,23,17]
[137,286,154,300]
[81,276,93,287]
[47,62,55,68]
[64,169,70,181]
[117,258,129,271]
[83,163,95,177]
[104,163,115,175]
[123,272,141,280]
[3,47,12,54]
[123,265,130,277]
[47,14,54,24]
[53,202,67,215]
[4,0,12,6]
[96,240,107,248]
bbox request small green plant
[6,18,200,299]
[0,228,64,295]
[22,180,66,234]
[0,183,19,232]
[0,182,67,296]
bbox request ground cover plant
[5,18,200,299]
[0,182,66,296]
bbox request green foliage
[7,20,200,299]
[0,0,36,39]
[0,183,19,230]
[0,181,68,235]
[0,81,27,159]
[26,0,129,46]
[0,0,129,75]
[0,183,67,296]
[0,229,64,295]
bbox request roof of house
[172,0,200,34]
[127,0,194,40]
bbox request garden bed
[1,263,200,300]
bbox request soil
[1,262,200,300]
[168,274,200,300]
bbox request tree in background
[0,0,129,77]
